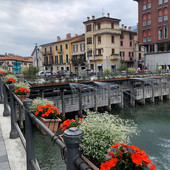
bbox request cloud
[0,0,138,56]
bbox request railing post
[3,83,10,116]
[23,99,36,170]
[78,87,83,117]
[61,89,65,120]
[63,127,83,170]
[9,84,19,139]
[0,73,4,103]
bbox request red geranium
[6,78,16,84]
[100,144,156,170]
[34,104,60,119]
[15,87,30,95]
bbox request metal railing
[0,74,93,170]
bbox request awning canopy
[71,52,85,56]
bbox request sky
[0,0,138,56]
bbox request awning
[71,52,85,56]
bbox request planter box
[37,117,61,135]
[17,94,29,102]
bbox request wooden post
[40,89,44,98]
[159,79,163,101]
[130,82,135,107]
[93,86,98,112]
[119,84,124,109]
[78,88,82,117]
[60,89,65,120]
[107,85,111,111]
[150,81,155,103]
[141,81,145,105]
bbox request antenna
[102,8,104,17]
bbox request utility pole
[35,43,38,68]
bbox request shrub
[103,68,112,75]
[128,67,136,74]
[21,66,39,76]
[118,63,127,71]
[80,110,139,166]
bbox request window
[55,55,58,64]
[130,42,132,46]
[139,53,141,59]
[120,33,124,39]
[129,33,133,40]
[164,15,168,21]
[60,45,62,52]
[60,55,63,64]
[139,46,141,51]
[143,37,147,42]
[143,4,146,10]
[56,46,58,51]
[164,0,168,3]
[98,49,102,55]
[87,50,92,57]
[112,49,115,55]
[98,23,101,30]
[73,45,78,52]
[80,43,85,51]
[158,0,162,5]
[164,25,168,39]
[86,24,92,32]
[66,54,69,63]
[148,20,151,25]
[65,44,68,49]
[87,37,92,44]
[158,29,162,40]
[143,21,146,26]
[164,8,168,21]
[120,41,123,46]
[129,52,133,60]
[148,30,151,41]
[158,16,162,22]
[45,48,47,54]
[111,36,114,43]
[98,36,101,44]
[120,51,124,60]
[148,3,151,8]
[111,23,114,29]
[50,47,52,53]
[148,36,151,41]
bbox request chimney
[125,26,127,30]
[66,33,71,39]
[129,26,132,30]
[57,36,61,41]
[122,24,124,29]
[107,13,110,17]
[92,15,95,20]
[87,17,90,20]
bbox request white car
[37,71,52,76]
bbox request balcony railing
[94,28,121,35]
[71,58,86,64]
[47,51,53,55]
[43,61,54,66]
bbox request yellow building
[41,34,84,73]
[83,13,121,72]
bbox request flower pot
[81,155,99,170]
[38,117,61,135]
[17,94,29,102]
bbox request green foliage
[118,63,127,71]
[14,82,30,91]
[29,98,54,113]
[103,68,112,75]
[21,66,39,76]
[127,67,136,74]
[80,110,139,166]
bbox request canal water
[34,99,170,170]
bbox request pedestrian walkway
[0,104,26,170]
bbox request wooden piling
[60,89,65,120]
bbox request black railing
[0,74,93,170]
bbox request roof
[83,16,121,24]
[41,34,84,47]
[0,55,33,63]
[71,35,85,44]
[120,28,137,34]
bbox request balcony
[110,54,119,61]
[56,49,63,54]
[88,55,103,61]
[42,51,47,56]
[71,58,86,65]
[94,28,121,36]
[47,50,53,55]
[43,61,54,66]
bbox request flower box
[17,94,29,102]
[38,117,61,135]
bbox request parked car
[82,69,94,76]
[37,71,52,76]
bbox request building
[83,13,121,72]
[0,54,33,73]
[71,35,86,72]
[134,0,170,72]
[120,24,144,69]
[31,45,43,71]
[41,34,84,73]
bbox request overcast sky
[0,0,138,56]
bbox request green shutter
[56,46,58,51]
[65,44,68,49]
[66,54,68,63]
[55,55,58,64]
[60,45,62,52]
[60,55,63,64]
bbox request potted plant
[100,144,156,170]
[5,74,17,84]
[0,69,6,76]
[30,98,61,134]
[14,82,30,102]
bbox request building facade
[41,34,84,73]
[134,0,170,72]
[83,14,121,72]
[0,54,33,73]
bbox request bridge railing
[0,74,93,170]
